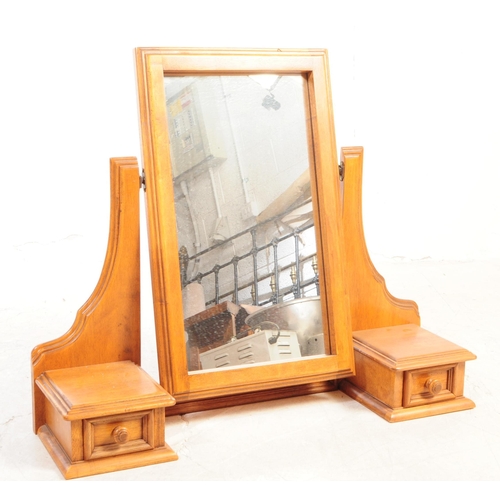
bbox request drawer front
[83,410,154,460]
[403,364,458,407]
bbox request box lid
[352,324,476,370]
[36,361,175,420]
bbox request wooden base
[167,379,339,415]
[38,424,177,479]
[340,380,475,423]
[340,324,476,422]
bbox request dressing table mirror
[135,48,356,413]
[30,47,476,479]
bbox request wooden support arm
[341,146,420,331]
[31,157,141,433]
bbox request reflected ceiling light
[262,94,281,110]
[249,75,282,111]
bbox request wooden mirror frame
[135,47,355,413]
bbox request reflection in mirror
[164,74,326,372]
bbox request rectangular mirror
[135,48,354,412]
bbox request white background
[1,1,499,486]
[1,0,499,348]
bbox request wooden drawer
[83,410,155,460]
[403,363,458,407]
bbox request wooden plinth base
[340,379,475,423]
[38,424,177,479]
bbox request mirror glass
[164,74,327,372]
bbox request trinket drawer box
[35,361,178,479]
[340,324,476,422]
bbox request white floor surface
[1,258,499,483]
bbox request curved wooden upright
[31,158,141,434]
[341,146,420,330]
[340,147,475,422]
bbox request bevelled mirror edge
[135,47,355,411]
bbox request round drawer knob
[112,426,129,444]
[425,378,442,395]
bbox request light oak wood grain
[341,146,420,330]
[31,158,141,433]
[36,361,177,479]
